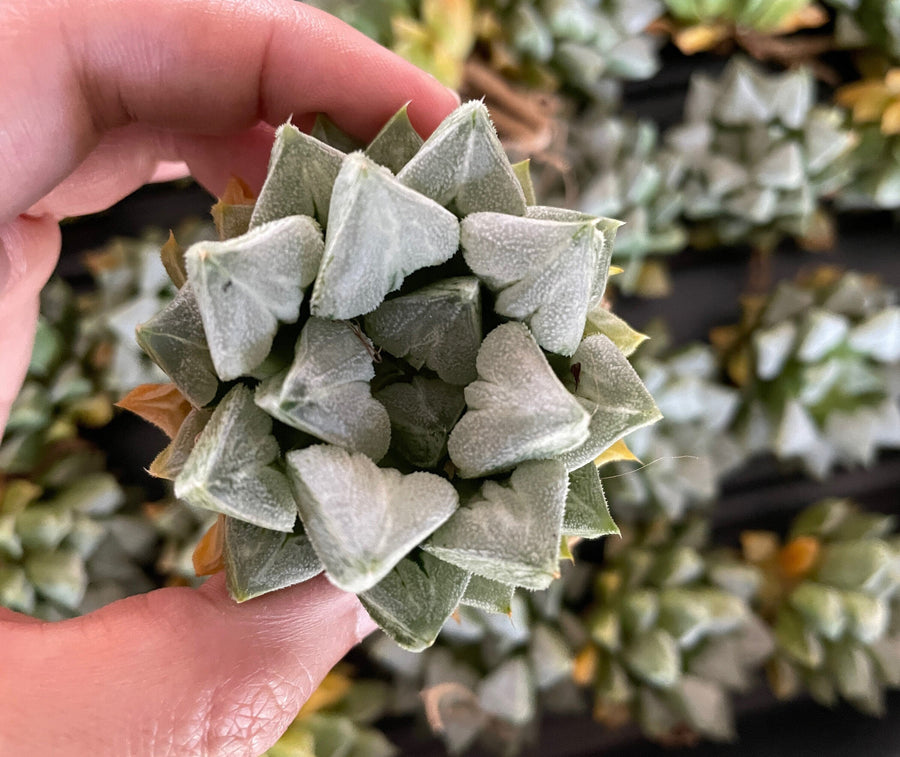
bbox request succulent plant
[711,268,900,479]
[743,498,900,716]
[835,67,900,209]
[577,517,773,744]
[128,101,660,652]
[562,113,687,295]
[366,567,586,755]
[826,0,900,60]
[482,0,665,104]
[666,57,856,251]
[604,334,745,523]
[0,280,158,618]
[264,667,397,757]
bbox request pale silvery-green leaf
[848,307,900,362]
[828,640,884,715]
[364,277,482,386]
[775,607,824,668]
[460,575,515,615]
[224,517,323,602]
[584,307,649,357]
[447,323,590,478]
[753,321,797,381]
[150,408,212,480]
[397,100,526,217]
[842,591,889,644]
[359,551,470,651]
[675,676,735,741]
[365,103,424,173]
[15,504,72,551]
[562,463,619,538]
[424,459,568,590]
[310,113,363,153]
[255,318,390,461]
[250,122,344,227]
[310,152,460,319]
[623,628,681,688]
[817,539,894,592]
[512,159,537,206]
[174,385,298,532]
[186,216,324,381]
[557,334,663,471]
[477,657,535,725]
[0,565,33,614]
[135,285,218,408]
[286,445,459,593]
[789,582,847,641]
[529,624,574,689]
[461,209,613,356]
[375,377,465,469]
[24,550,86,610]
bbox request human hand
[0,0,458,752]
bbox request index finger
[0,0,459,220]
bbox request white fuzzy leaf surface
[563,463,619,538]
[286,445,459,593]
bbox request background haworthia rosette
[185,216,324,381]
[286,445,459,593]
[310,152,460,319]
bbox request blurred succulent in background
[743,498,900,715]
[604,331,744,524]
[366,567,586,755]
[576,517,773,744]
[666,57,856,251]
[825,0,900,60]
[264,666,397,757]
[561,114,687,296]
[711,268,900,479]
[127,100,660,653]
[835,65,900,209]
[0,280,157,618]
[658,0,827,56]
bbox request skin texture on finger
[0,574,378,756]
[0,0,459,221]
[0,216,61,433]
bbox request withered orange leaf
[160,230,187,289]
[193,514,226,576]
[117,383,192,439]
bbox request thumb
[0,573,377,756]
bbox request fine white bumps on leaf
[423,459,569,590]
[557,335,663,471]
[460,575,516,615]
[563,463,619,538]
[135,285,218,408]
[186,216,324,381]
[250,122,344,227]
[174,385,298,532]
[310,153,460,319]
[255,318,390,461]
[286,445,459,593]
[364,277,482,386]
[224,517,323,602]
[359,552,470,651]
[375,377,465,469]
[365,103,424,174]
[448,323,590,478]
[461,207,615,355]
[397,100,527,217]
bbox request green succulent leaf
[817,539,895,593]
[583,307,649,357]
[477,657,535,725]
[24,550,87,610]
[562,462,619,538]
[460,575,516,615]
[185,216,324,381]
[310,152,460,320]
[789,582,847,641]
[224,517,323,602]
[359,551,470,652]
[150,408,213,480]
[250,122,344,227]
[174,385,298,532]
[364,277,482,386]
[310,113,364,153]
[397,100,527,217]
[512,159,537,206]
[842,591,889,644]
[286,445,459,593]
[557,334,663,471]
[255,318,390,461]
[424,459,568,590]
[623,627,681,688]
[447,323,590,478]
[135,285,219,408]
[375,377,465,469]
[775,606,824,668]
[365,103,424,173]
[675,675,735,742]
[461,207,614,355]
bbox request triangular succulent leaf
[563,463,619,538]
[460,575,516,615]
[365,103,424,173]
